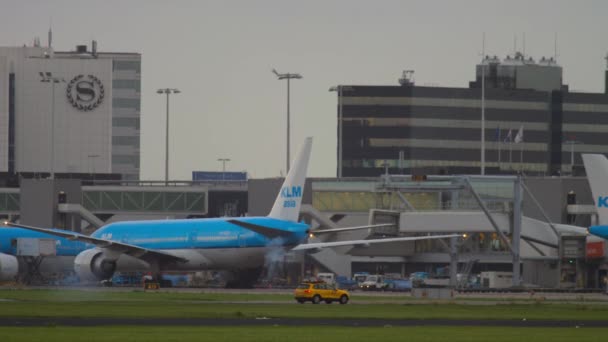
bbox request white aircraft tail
[582,154,608,225]
[268,137,313,222]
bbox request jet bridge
[307,175,588,288]
[6,179,210,233]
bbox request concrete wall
[522,260,560,288]
[20,179,82,230]
[523,177,592,226]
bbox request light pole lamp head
[157,88,180,94]
[272,69,302,80]
[278,73,302,80]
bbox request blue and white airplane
[4,137,458,287]
[582,154,608,239]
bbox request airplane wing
[4,222,187,263]
[291,234,461,251]
[227,219,295,239]
[311,223,396,235]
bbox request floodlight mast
[157,88,181,185]
[272,69,302,174]
[39,72,66,179]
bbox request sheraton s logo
[66,74,105,111]
[598,196,608,208]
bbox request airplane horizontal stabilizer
[227,219,295,239]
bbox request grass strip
[0,326,607,342]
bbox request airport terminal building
[336,53,608,177]
[0,39,141,184]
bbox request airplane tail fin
[268,137,313,222]
[582,154,608,225]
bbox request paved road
[0,317,606,327]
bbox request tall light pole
[272,69,302,174]
[157,88,180,185]
[329,85,354,178]
[480,33,486,175]
[217,158,230,181]
[40,72,65,179]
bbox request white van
[317,272,335,285]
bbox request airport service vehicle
[353,272,370,285]
[336,275,358,290]
[360,274,388,291]
[294,281,350,304]
[409,272,429,287]
[316,272,335,285]
[582,154,608,240]
[385,278,412,292]
[5,138,459,287]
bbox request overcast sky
[1,0,607,180]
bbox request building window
[112,117,140,130]
[113,60,141,73]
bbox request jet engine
[0,253,18,281]
[74,248,117,282]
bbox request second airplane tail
[582,154,608,225]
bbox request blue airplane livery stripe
[589,225,608,239]
[90,216,309,250]
[0,228,88,256]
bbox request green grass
[1,289,608,321]
[0,326,607,342]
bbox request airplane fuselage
[92,216,309,271]
[2,216,308,273]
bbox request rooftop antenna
[553,32,559,62]
[48,18,53,48]
[522,32,526,58]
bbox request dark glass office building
[337,54,608,177]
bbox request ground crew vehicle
[294,281,350,304]
[359,274,388,291]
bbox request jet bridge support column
[512,176,522,287]
[449,236,458,287]
[449,187,459,287]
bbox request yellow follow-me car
[294,281,350,304]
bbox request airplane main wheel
[312,295,321,304]
[339,295,349,304]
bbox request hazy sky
[1,0,607,180]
